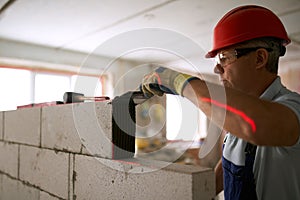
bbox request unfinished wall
[0,101,215,200]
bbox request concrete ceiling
[0,0,300,72]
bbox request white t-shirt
[223,77,300,199]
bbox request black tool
[63,92,110,104]
[110,90,151,159]
[128,91,151,105]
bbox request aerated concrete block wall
[0,102,215,200]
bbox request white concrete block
[0,112,3,140]
[39,191,61,200]
[41,102,113,156]
[0,174,40,200]
[4,107,41,146]
[42,101,134,159]
[72,101,113,158]
[19,145,69,199]
[0,173,2,194]
[0,141,19,178]
[73,155,215,200]
[41,103,82,153]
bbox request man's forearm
[183,79,300,146]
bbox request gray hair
[238,37,284,74]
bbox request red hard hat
[205,5,291,58]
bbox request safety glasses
[215,47,273,67]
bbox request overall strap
[222,142,258,200]
[242,142,258,199]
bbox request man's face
[213,47,258,93]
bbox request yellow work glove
[141,67,198,97]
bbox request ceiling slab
[0,0,299,69]
[0,0,170,46]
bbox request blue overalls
[222,142,258,200]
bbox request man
[141,5,300,200]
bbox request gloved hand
[141,67,198,97]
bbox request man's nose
[214,64,224,74]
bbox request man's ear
[255,48,268,69]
